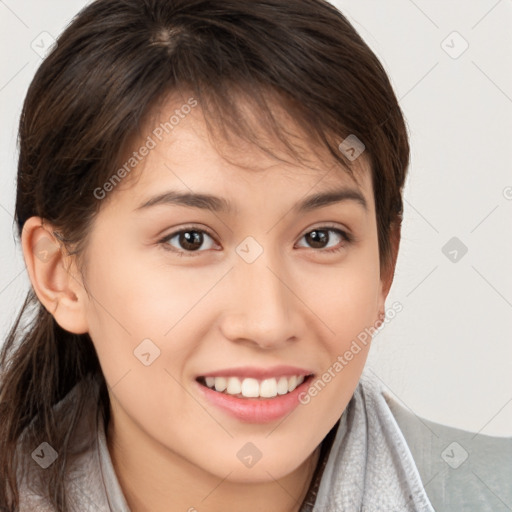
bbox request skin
[22,93,399,512]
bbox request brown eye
[159,227,217,256]
[176,231,204,251]
[297,227,351,253]
[304,229,329,249]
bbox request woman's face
[80,95,391,483]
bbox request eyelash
[157,224,353,258]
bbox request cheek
[302,247,380,414]
[313,245,381,342]
[85,239,204,339]
[83,249,203,429]
[82,241,200,388]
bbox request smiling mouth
[196,374,314,400]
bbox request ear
[376,218,402,320]
[21,216,89,334]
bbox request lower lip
[194,376,313,423]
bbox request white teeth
[277,376,289,395]
[241,378,259,398]
[227,376,242,394]
[260,378,277,398]
[202,375,308,398]
[214,377,227,392]
[288,375,298,392]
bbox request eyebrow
[135,186,368,215]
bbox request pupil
[306,230,327,248]
[181,231,202,250]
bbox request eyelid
[298,222,354,243]
[159,224,217,240]
[299,222,349,236]
[159,222,350,242]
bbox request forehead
[115,91,374,212]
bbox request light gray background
[0,1,511,437]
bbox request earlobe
[21,216,89,334]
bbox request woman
[0,0,434,510]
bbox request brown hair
[0,0,410,509]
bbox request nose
[219,249,305,350]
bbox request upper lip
[197,365,315,380]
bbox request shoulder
[314,370,435,511]
[363,372,512,512]
[15,374,112,512]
